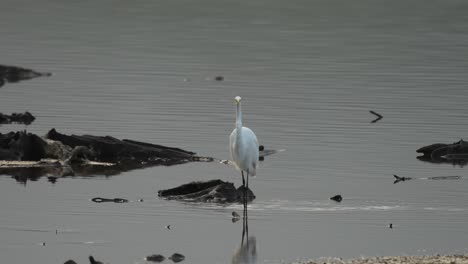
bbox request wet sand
[294,255,468,264]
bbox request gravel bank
[293,255,468,264]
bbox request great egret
[229,96,259,205]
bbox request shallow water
[1,0,468,263]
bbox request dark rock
[330,194,342,202]
[214,76,224,81]
[0,131,48,161]
[417,140,468,166]
[65,146,96,165]
[232,211,241,223]
[46,128,195,165]
[146,254,166,262]
[64,260,78,264]
[236,185,256,203]
[158,179,255,204]
[89,256,103,264]
[416,143,448,157]
[0,112,36,125]
[1,129,211,182]
[0,64,51,87]
[169,253,185,263]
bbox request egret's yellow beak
[234,96,242,104]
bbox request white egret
[229,96,259,205]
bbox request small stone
[214,76,224,81]
[330,194,342,202]
[169,253,185,263]
[146,254,165,262]
[89,256,103,264]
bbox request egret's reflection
[231,205,257,264]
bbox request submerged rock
[0,112,35,125]
[0,64,51,87]
[158,179,255,204]
[417,139,468,166]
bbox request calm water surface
[1,0,468,263]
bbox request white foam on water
[222,200,408,213]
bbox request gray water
[1,0,468,263]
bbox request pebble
[330,194,343,202]
[169,253,185,263]
[146,254,165,262]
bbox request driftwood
[369,110,383,123]
[158,179,255,204]
[0,64,51,87]
[416,139,468,166]
[0,129,208,183]
[91,197,128,203]
[0,112,35,125]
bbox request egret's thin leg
[244,173,249,249]
[245,204,249,248]
[241,208,246,245]
[246,172,249,202]
[241,171,245,187]
[241,171,246,208]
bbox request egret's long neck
[236,103,243,132]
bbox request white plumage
[229,96,259,190]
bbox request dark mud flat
[0,129,212,183]
[0,64,51,87]
[417,139,468,166]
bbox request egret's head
[234,96,242,104]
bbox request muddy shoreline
[293,254,468,264]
